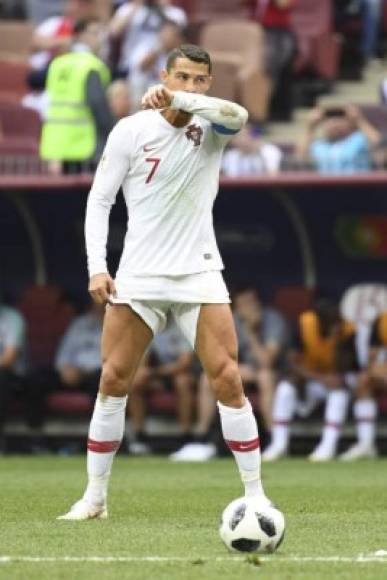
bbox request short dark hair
[166,44,212,74]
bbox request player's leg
[173,370,195,439]
[340,370,378,460]
[309,379,350,462]
[127,362,153,455]
[170,372,217,461]
[261,377,298,461]
[255,368,277,431]
[58,304,153,520]
[194,304,268,502]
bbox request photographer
[109,0,187,78]
[296,105,381,174]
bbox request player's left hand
[141,84,173,110]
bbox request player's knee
[100,363,129,396]
[212,359,244,407]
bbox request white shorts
[111,271,230,347]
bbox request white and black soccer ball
[219,496,285,554]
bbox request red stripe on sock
[87,438,121,453]
[325,422,340,429]
[357,418,375,423]
[273,420,291,426]
[225,437,260,452]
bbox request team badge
[185,124,203,147]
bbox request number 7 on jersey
[145,157,161,184]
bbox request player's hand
[88,273,117,305]
[141,84,173,110]
[307,107,324,129]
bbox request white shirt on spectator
[116,3,187,72]
[222,143,282,176]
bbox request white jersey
[85,91,248,280]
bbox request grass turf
[1,456,387,579]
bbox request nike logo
[143,145,155,152]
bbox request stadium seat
[291,0,340,80]
[273,286,315,322]
[47,392,94,415]
[0,60,30,102]
[0,103,41,155]
[200,20,271,121]
[19,285,75,369]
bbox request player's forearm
[171,91,248,131]
[84,192,112,277]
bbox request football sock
[319,389,349,451]
[84,393,127,505]
[217,398,265,498]
[354,399,377,447]
[270,380,297,450]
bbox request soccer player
[58,44,271,520]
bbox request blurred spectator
[109,0,187,77]
[251,0,297,121]
[222,124,283,176]
[335,0,382,63]
[171,288,289,461]
[296,105,381,174]
[40,19,114,172]
[107,79,132,118]
[0,302,27,453]
[130,20,185,109]
[340,311,387,460]
[27,302,104,431]
[30,0,97,73]
[127,322,195,455]
[262,299,357,462]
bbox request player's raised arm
[142,85,248,137]
[171,91,248,134]
[84,120,131,304]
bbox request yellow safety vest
[40,51,110,161]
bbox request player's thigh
[101,304,153,389]
[195,303,239,379]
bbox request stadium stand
[200,19,271,121]
[0,103,41,155]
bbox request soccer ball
[219,496,285,553]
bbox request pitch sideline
[0,554,387,564]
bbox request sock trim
[87,438,121,453]
[225,437,260,452]
[325,422,341,429]
[273,420,291,426]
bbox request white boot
[339,443,377,461]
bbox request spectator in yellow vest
[40,18,114,173]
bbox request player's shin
[217,399,266,499]
[84,393,127,506]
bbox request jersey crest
[185,124,203,147]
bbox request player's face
[161,58,212,94]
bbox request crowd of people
[1,286,386,459]
[1,0,386,175]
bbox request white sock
[217,398,265,498]
[354,399,377,447]
[83,394,127,505]
[270,380,297,450]
[319,389,349,451]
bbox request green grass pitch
[1,456,387,579]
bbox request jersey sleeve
[84,120,132,277]
[171,91,248,146]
